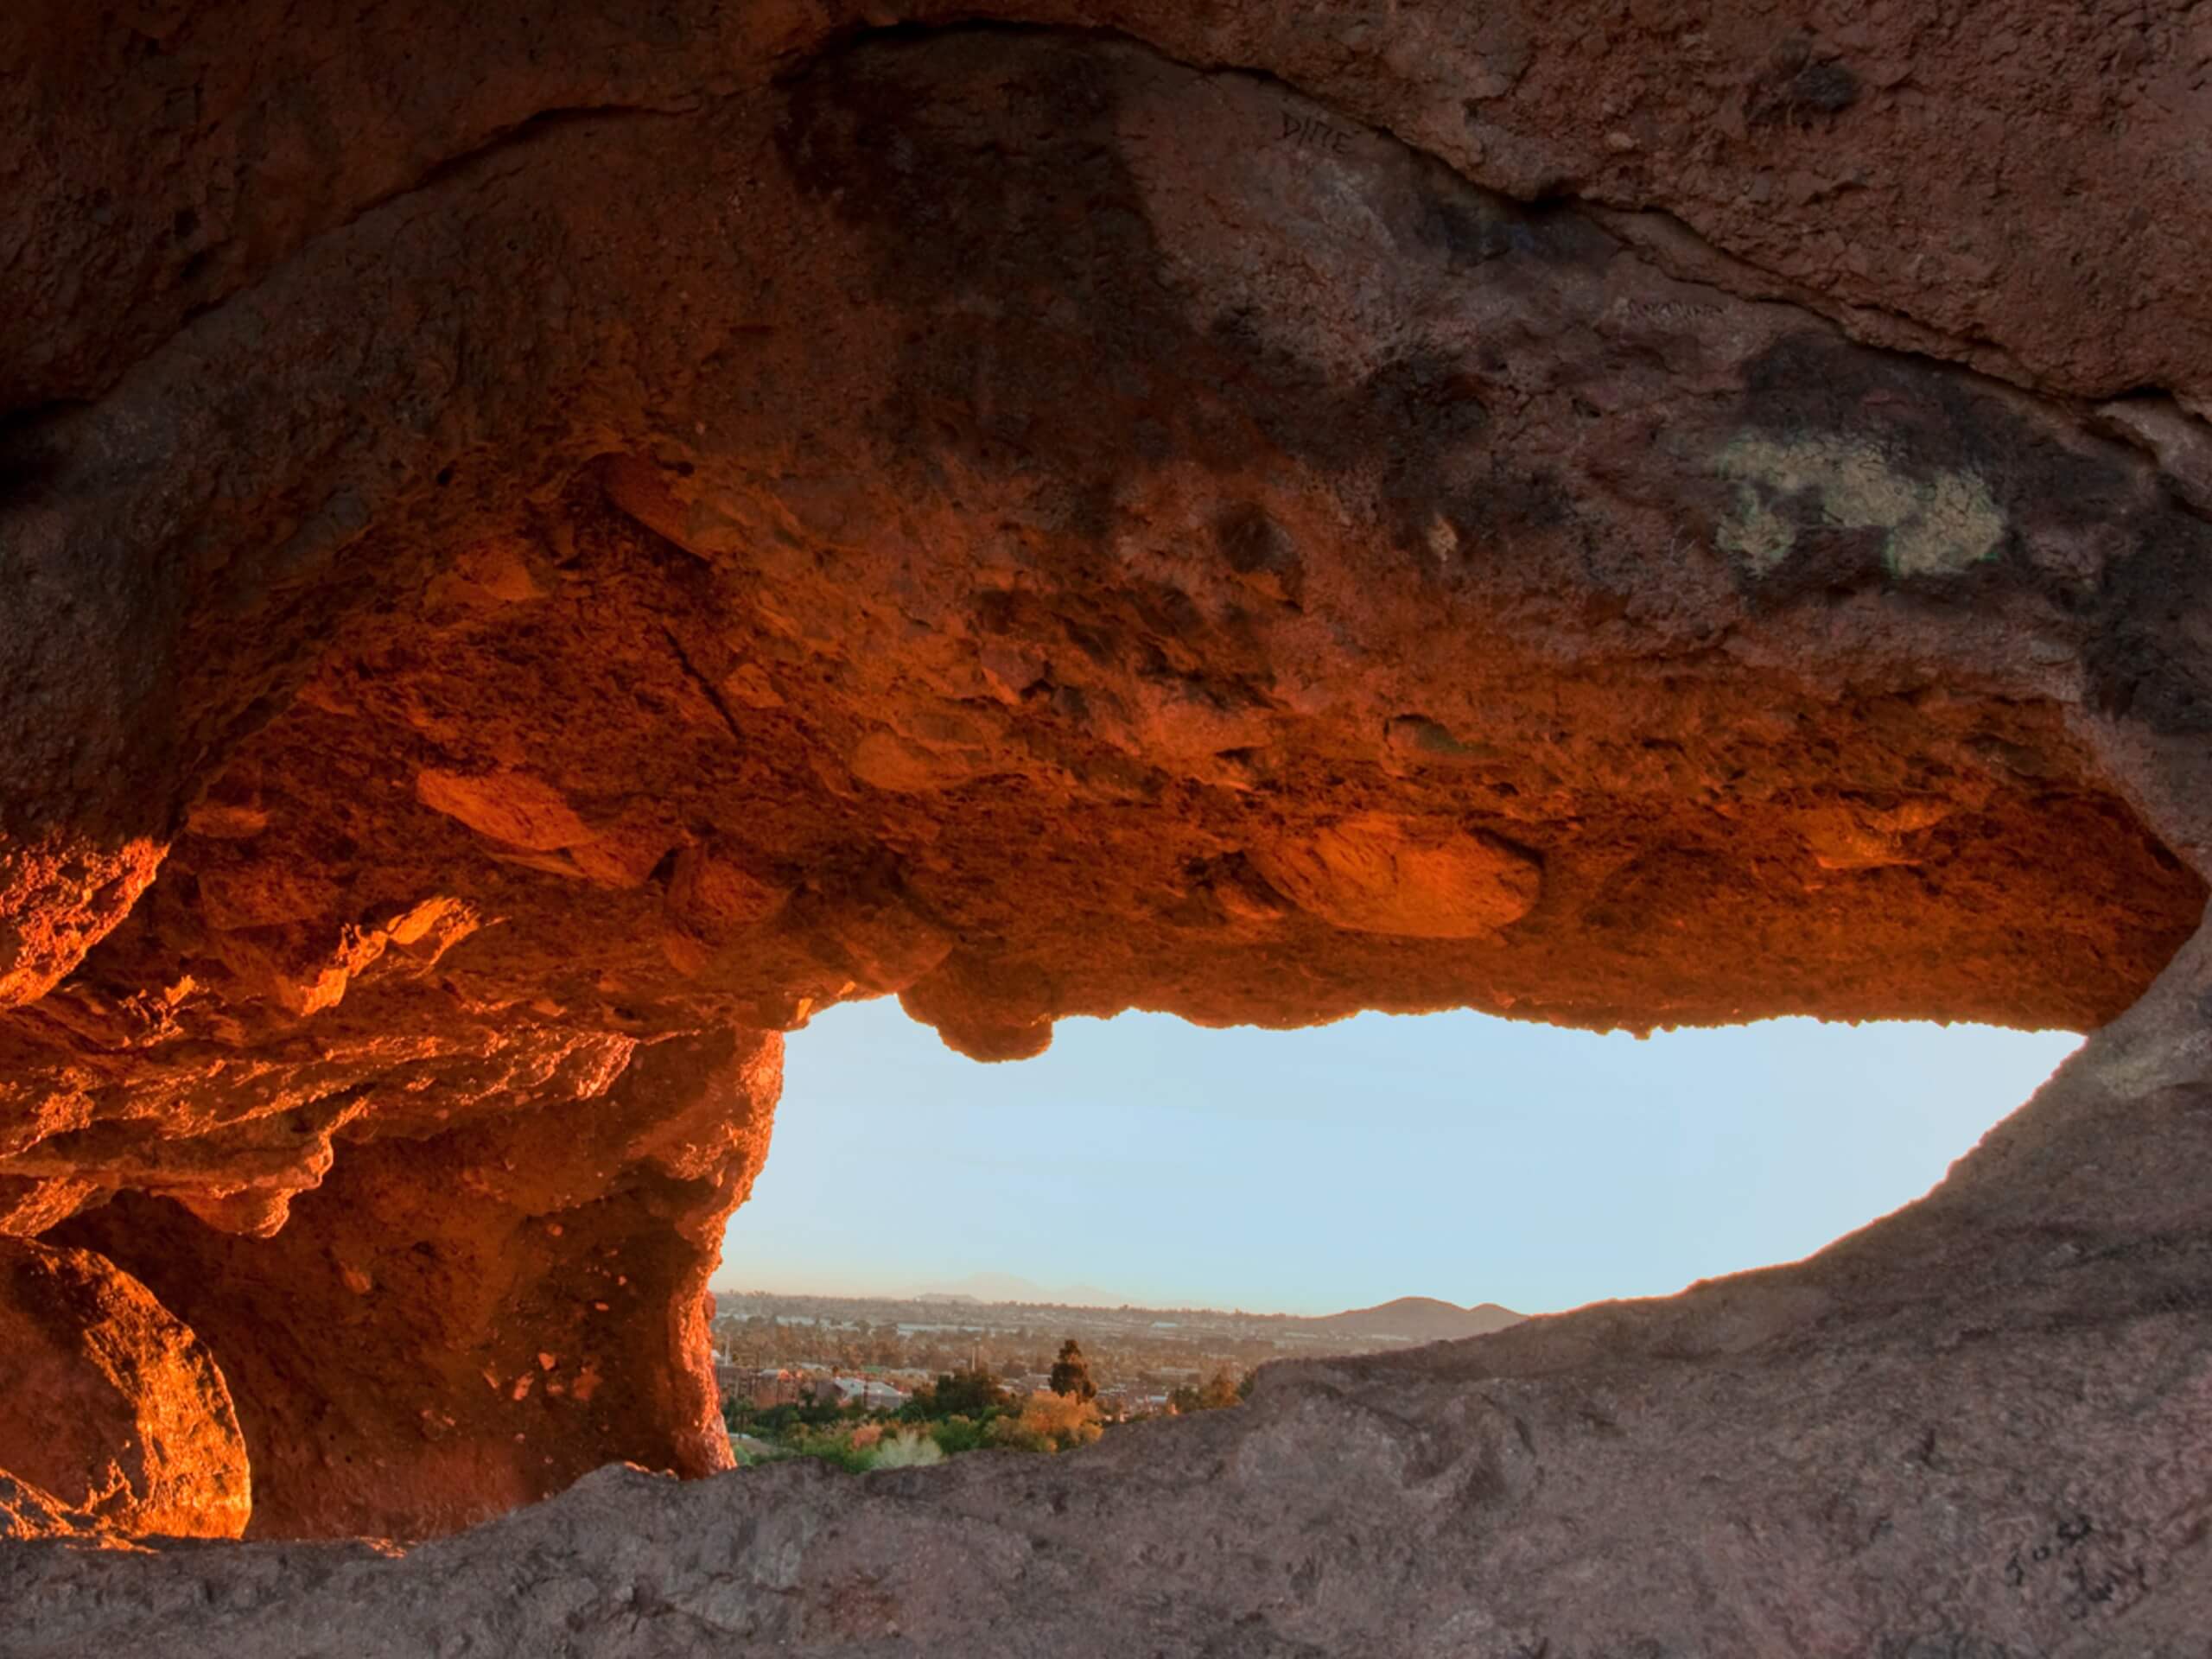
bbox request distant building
[820,1375,909,1410]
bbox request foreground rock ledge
[5,2,2212,1648]
[12,944,2212,1652]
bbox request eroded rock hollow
[7,2,2212,1649]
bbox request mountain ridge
[756,1280,1529,1334]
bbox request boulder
[0,1238,249,1540]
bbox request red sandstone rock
[0,1471,106,1543]
[1249,815,1542,940]
[1,11,2211,1652]
[55,1029,778,1540]
[0,1238,248,1540]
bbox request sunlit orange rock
[4,9,2212,1648]
[0,1471,106,1543]
[0,1238,248,1540]
[1250,815,1542,939]
[55,1029,776,1540]
[0,839,165,1011]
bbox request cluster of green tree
[1166,1364,1254,1414]
[898,1365,1014,1421]
[721,1340,1249,1476]
[883,1354,1105,1454]
[1048,1338,1096,1402]
[721,1395,848,1438]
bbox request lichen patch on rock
[1714,431,2006,579]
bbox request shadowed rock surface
[5,1,2212,1649]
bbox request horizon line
[708,1281,1529,1320]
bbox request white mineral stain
[1714,432,2005,579]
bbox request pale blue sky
[715,1001,2080,1316]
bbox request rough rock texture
[5,0,2212,1646]
[51,1028,778,1541]
[11,931,2212,1651]
[0,1238,248,1541]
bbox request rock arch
[6,6,2212,1649]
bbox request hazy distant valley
[712,1288,1525,1419]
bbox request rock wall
[4,0,2212,1646]
[52,1028,777,1539]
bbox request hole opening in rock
[720,998,2082,1325]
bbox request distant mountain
[1293,1297,1523,1343]
[741,1276,1525,1336]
